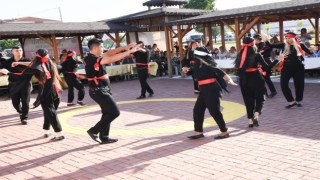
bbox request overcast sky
[0,0,289,22]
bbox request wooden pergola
[107,0,210,77]
[0,22,139,62]
[166,0,320,57]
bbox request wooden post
[220,23,225,49]
[77,36,84,59]
[177,24,184,61]
[165,26,172,78]
[235,18,241,52]
[18,38,26,58]
[126,31,131,44]
[315,17,319,44]
[257,23,261,34]
[51,34,59,63]
[169,27,174,53]
[203,24,208,46]
[279,17,284,43]
[115,32,120,47]
[135,32,139,42]
[208,23,213,50]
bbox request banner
[24,37,80,59]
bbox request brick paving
[1,77,320,180]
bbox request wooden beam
[36,35,53,47]
[203,24,208,46]
[221,20,235,33]
[125,32,130,44]
[220,23,225,49]
[252,27,258,34]
[169,27,174,53]
[308,18,316,29]
[51,34,59,63]
[120,34,126,42]
[135,32,139,42]
[279,16,284,43]
[164,26,172,78]
[177,24,184,61]
[208,23,213,51]
[238,16,261,40]
[315,17,319,43]
[105,32,116,42]
[115,32,120,48]
[240,18,250,33]
[257,23,261,34]
[181,24,191,39]
[167,26,177,37]
[18,38,26,58]
[77,36,84,59]
[235,18,241,52]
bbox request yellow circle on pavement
[59,98,246,136]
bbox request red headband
[239,41,254,68]
[36,53,51,79]
[285,33,296,38]
[67,51,76,57]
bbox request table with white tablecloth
[215,58,320,70]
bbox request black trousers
[240,72,265,119]
[264,70,277,94]
[41,93,62,132]
[43,97,61,131]
[64,74,85,103]
[89,87,120,138]
[193,84,227,132]
[137,68,153,96]
[9,82,31,120]
[280,64,305,102]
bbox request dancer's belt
[245,66,266,76]
[66,72,86,79]
[198,78,216,86]
[87,74,109,86]
[136,63,150,73]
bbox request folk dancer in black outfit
[61,50,86,106]
[0,46,32,125]
[253,34,277,98]
[1,49,65,141]
[183,47,237,140]
[134,41,154,99]
[182,41,200,94]
[235,37,281,128]
[84,38,140,144]
[264,32,313,108]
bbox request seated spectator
[299,28,312,43]
[228,46,237,59]
[122,57,134,64]
[216,46,228,59]
[311,42,320,57]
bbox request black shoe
[136,95,146,99]
[148,93,154,97]
[51,136,65,141]
[44,132,51,138]
[100,137,118,144]
[269,92,277,98]
[296,103,303,107]
[21,120,27,125]
[187,134,205,139]
[214,133,230,140]
[194,91,200,94]
[87,130,102,143]
[285,102,297,109]
[77,101,85,106]
[67,103,76,106]
[248,124,254,128]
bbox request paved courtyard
[0,77,320,180]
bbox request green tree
[297,21,304,29]
[0,39,19,50]
[264,24,271,35]
[184,0,217,41]
[184,0,215,10]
